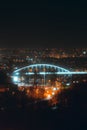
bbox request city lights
[0,1,87,129]
[0,48,87,107]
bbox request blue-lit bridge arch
[13,64,70,74]
[12,64,87,86]
[12,64,72,86]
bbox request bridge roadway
[24,72,87,75]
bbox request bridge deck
[24,72,87,75]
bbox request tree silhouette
[0,69,10,85]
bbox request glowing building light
[47,94,51,99]
[15,72,19,75]
[52,92,55,95]
[83,51,86,55]
[66,83,70,86]
[53,88,56,91]
[13,76,19,82]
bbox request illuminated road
[25,72,87,75]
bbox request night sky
[0,2,87,48]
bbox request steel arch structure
[12,64,72,86]
[12,64,87,86]
[13,64,70,74]
[12,64,87,75]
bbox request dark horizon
[0,3,87,48]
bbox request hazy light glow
[53,88,57,91]
[15,72,19,75]
[66,83,70,86]
[52,92,55,95]
[13,76,19,82]
[46,94,52,99]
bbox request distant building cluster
[0,48,87,73]
[0,48,87,58]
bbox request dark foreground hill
[0,82,87,130]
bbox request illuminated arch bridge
[13,64,87,75]
[12,64,87,85]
